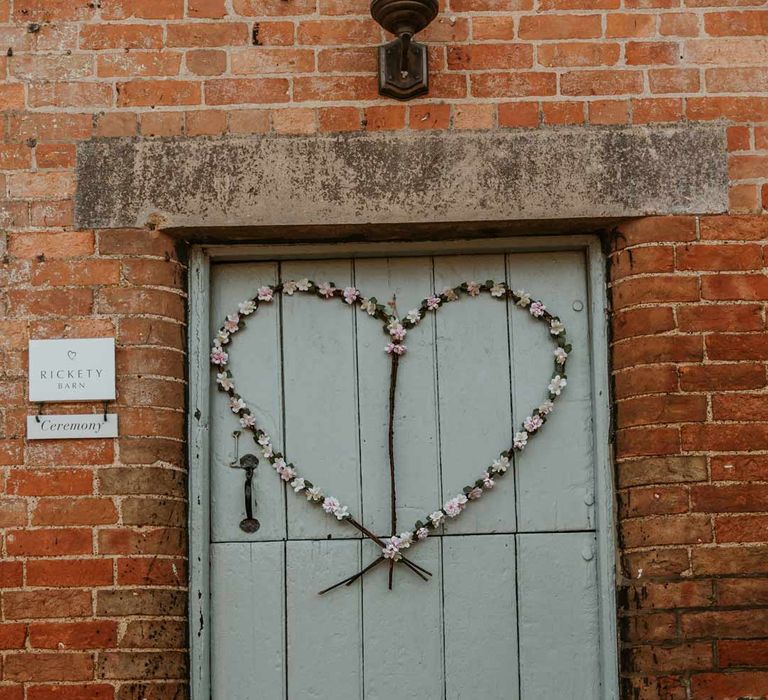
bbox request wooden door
[194,242,617,699]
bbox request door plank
[506,252,594,532]
[443,534,519,700]
[517,532,601,699]
[210,263,286,543]
[281,260,362,539]
[433,254,516,534]
[210,542,286,699]
[287,540,364,698]
[354,257,441,537]
[362,538,444,700]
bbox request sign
[27,414,118,440]
[29,338,116,402]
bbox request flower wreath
[211,279,570,590]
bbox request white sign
[29,338,116,402]
[27,414,118,440]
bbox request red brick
[700,216,768,241]
[6,528,93,557]
[0,624,26,649]
[447,44,532,70]
[681,609,768,638]
[13,0,95,21]
[538,42,620,67]
[7,469,93,497]
[186,109,227,136]
[622,548,689,578]
[117,80,201,107]
[712,455,768,482]
[621,486,691,517]
[28,685,114,700]
[589,99,630,124]
[704,10,768,36]
[409,104,451,130]
[719,639,768,668]
[166,22,250,47]
[613,306,676,341]
[684,422,768,452]
[561,70,644,95]
[518,14,602,39]
[612,335,703,369]
[707,334,768,361]
[454,104,495,130]
[660,13,700,37]
[472,16,515,40]
[30,621,118,650]
[80,24,163,50]
[117,557,186,585]
[612,275,700,308]
[0,561,23,587]
[606,13,656,37]
[677,303,764,332]
[692,672,768,699]
[623,580,714,610]
[8,231,93,259]
[692,484,768,513]
[625,642,713,673]
[4,653,94,682]
[703,274,768,301]
[251,21,297,46]
[141,112,184,137]
[716,515,768,543]
[6,289,94,317]
[362,105,406,131]
[36,144,76,169]
[650,68,701,93]
[33,498,118,526]
[618,394,707,427]
[632,98,684,123]
[101,0,184,19]
[27,559,114,587]
[614,364,679,399]
[98,52,182,78]
[472,72,557,98]
[188,0,227,17]
[688,96,768,121]
[678,243,763,271]
[685,38,768,65]
[293,76,377,102]
[718,578,768,606]
[617,426,681,458]
[297,19,378,45]
[612,245,676,279]
[98,527,185,556]
[3,590,92,620]
[627,41,681,65]
[205,78,289,104]
[234,0,316,15]
[541,101,584,125]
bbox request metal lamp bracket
[379,33,429,100]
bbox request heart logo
[211,279,570,591]
[67,350,77,360]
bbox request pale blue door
[200,244,616,699]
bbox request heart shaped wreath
[211,279,570,592]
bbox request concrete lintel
[75,125,728,231]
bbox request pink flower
[216,372,234,390]
[282,280,298,296]
[317,282,335,298]
[257,286,273,302]
[442,287,458,301]
[513,431,529,450]
[343,287,359,304]
[230,397,246,413]
[468,487,483,500]
[482,472,495,489]
[279,465,296,482]
[322,497,340,514]
[444,494,468,517]
[210,347,229,365]
[382,540,402,560]
[215,330,230,345]
[554,347,568,365]
[239,414,256,428]
[388,322,406,341]
[426,295,441,311]
[466,281,481,297]
[538,400,554,415]
[416,527,429,540]
[385,342,407,355]
[224,314,240,333]
[524,415,543,432]
[530,301,546,317]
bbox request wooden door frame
[188,235,619,699]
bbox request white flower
[322,497,340,514]
[291,478,306,493]
[239,414,256,428]
[538,400,555,415]
[216,372,234,390]
[530,301,546,317]
[513,431,529,450]
[523,415,544,433]
[296,278,311,291]
[238,300,256,315]
[554,347,568,365]
[382,541,402,561]
[444,495,467,517]
[466,281,480,297]
[406,308,421,324]
[429,510,445,527]
[492,455,510,474]
[426,295,441,311]
[262,444,274,458]
[548,375,567,396]
[515,290,531,307]
[224,314,240,333]
[279,465,296,482]
[385,342,407,355]
[482,472,495,489]
[283,280,298,296]
[273,457,287,472]
[230,397,246,413]
[490,282,506,298]
[306,487,324,502]
[343,287,359,304]
[257,434,271,447]
[210,347,228,366]
[317,282,335,298]
[216,330,230,345]
[333,505,349,520]
[257,286,273,302]
[388,322,406,341]
[468,487,483,500]
[416,527,429,540]
[396,531,413,548]
[442,287,458,301]
[550,319,565,336]
[360,298,377,315]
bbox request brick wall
[0,0,765,698]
